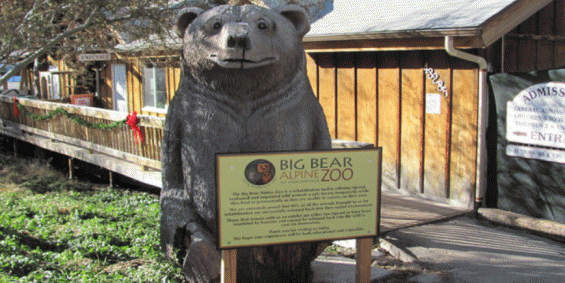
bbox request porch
[0,95,470,234]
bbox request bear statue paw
[182,223,221,283]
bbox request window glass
[143,65,167,109]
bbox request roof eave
[303,28,486,52]
[304,27,483,43]
[479,0,553,47]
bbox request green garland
[17,103,127,130]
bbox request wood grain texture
[537,40,554,70]
[504,37,518,72]
[450,64,478,205]
[557,0,565,36]
[306,53,319,98]
[356,53,377,145]
[377,52,401,191]
[318,53,337,138]
[336,53,356,141]
[423,51,450,198]
[399,52,424,194]
[518,39,537,72]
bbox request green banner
[216,148,381,249]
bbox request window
[142,65,167,111]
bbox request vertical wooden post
[13,138,18,157]
[221,249,237,283]
[355,238,373,283]
[68,158,74,179]
[109,171,114,187]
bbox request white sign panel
[506,144,565,164]
[77,53,112,62]
[426,93,441,114]
[506,82,565,150]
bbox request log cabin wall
[306,51,479,206]
[99,57,181,116]
[125,57,181,118]
[100,63,113,109]
[486,0,565,73]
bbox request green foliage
[16,103,127,130]
[0,153,186,282]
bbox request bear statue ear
[175,7,205,38]
[275,5,311,38]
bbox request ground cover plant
[0,152,186,282]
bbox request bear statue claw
[182,223,222,283]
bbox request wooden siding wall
[306,51,479,205]
[123,58,181,117]
[100,64,113,109]
[489,0,565,73]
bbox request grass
[0,152,186,282]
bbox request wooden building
[10,0,565,209]
[301,0,565,208]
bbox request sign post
[216,148,381,282]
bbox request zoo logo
[245,159,275,185]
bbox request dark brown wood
[538,2,555,35]
[504,37,519,72]
[537,40,554,70]
[557,0,565,36]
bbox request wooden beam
[303,28,481,42]
[505,33,565,41]
[304,37,484,53]
[480,0,553,47]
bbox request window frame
[142,63,168,113]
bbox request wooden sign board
[216,148,381,249]
[217,148,381,283]
[77,53,112,62]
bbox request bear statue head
[175,5,311,97]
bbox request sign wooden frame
[216,148,382,283]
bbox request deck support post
[13,138,18,157]
[109,171,114,187]
[221,249,237,283]
[68,158,74,179]
[356,238,373,283]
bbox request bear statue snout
[226,35,250,50]
[222,23,251,50]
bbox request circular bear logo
[245,159,275,185]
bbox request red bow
[13,97,19,117]
[126,111,144,144]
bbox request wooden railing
[0,95,164,170]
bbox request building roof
[305,0,551,48]
[113,0,552,53]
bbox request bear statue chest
[183,93,313,153]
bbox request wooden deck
[380,191,472,234]
[0,96,471,234]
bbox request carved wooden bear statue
[161,4,331,283]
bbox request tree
[0,0,176,85]
[0,0,331,88]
